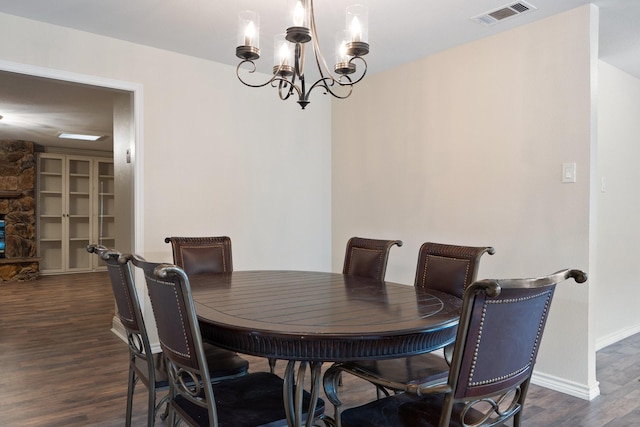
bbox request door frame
[0,59,144,262]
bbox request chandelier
[235,0,370,109]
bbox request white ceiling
[0,0,637,151]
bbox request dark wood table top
[190,270,462,362]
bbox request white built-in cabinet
[37,153,115,274]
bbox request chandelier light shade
[236,10,260,60]
[235,0,370,109]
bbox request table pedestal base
[284,360,327,427]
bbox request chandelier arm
[237,59,305,100]
[308,0,338,85]
[313,55,368,90]
[236,60,280,89]
[306,0,363,100]
[307,76,354,100]
[344,56,368,85]
[276,78,302,101]
[310,57,367,100]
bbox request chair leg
[158,391,170,421]
[161,401,170,420]
[268,357,277,373]
[168,403,177,427]
[147,382,156,427]
[125,368,136,427]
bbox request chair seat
[341,393,496,427]
[133,352,170,388]
[202,342,249,380]
[339,353,450,393]
[134,343,248,390]
[174,372,325,427]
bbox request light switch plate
[562,162,576,183]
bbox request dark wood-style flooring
[0,272,638,426]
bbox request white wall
[595,61,640,347]
[332,6,597,398]
[0,12,333,272]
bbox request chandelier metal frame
[235,0,369,110]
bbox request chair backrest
[414,242,495,299]
[343,237,403,281]
[130,254,219,424]
[429,268,588,427]
[86,244,164,387]
[88,244,143,334]
[164,236,233,276]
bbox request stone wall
[0,140,38,281]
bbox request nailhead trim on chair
[147,274,192,359]
[467,291,553,387]
[109,262,136,324]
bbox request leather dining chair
[164,235,279,374]
[324,269,588,427]
[334,242,495,396]
[129,254,325,427]
[87,244,249,427]
[164,236,233,276]
[343,237,403,281]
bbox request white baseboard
[596,324,640,351]
[110,315,127,342]
[110,315,161,353]
[531,371,600,401]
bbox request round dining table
[189,270,462,427]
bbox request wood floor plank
[0,272,638,426]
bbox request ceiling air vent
[471,1,537,26]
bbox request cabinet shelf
[40,238,63,243]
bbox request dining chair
[343,236,403,281]
[129,254,325,427]
[324,268,588,427]
[164,236,233,276]
[165,235,281,373]
[335,242,495,396]
[166,235,283,374]
[87,244,249,427]
[88,244,168,427]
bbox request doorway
[0,60,142,258]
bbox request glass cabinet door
[37,155,64,273]
[93,159,115,269]
[66,157,93,271]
